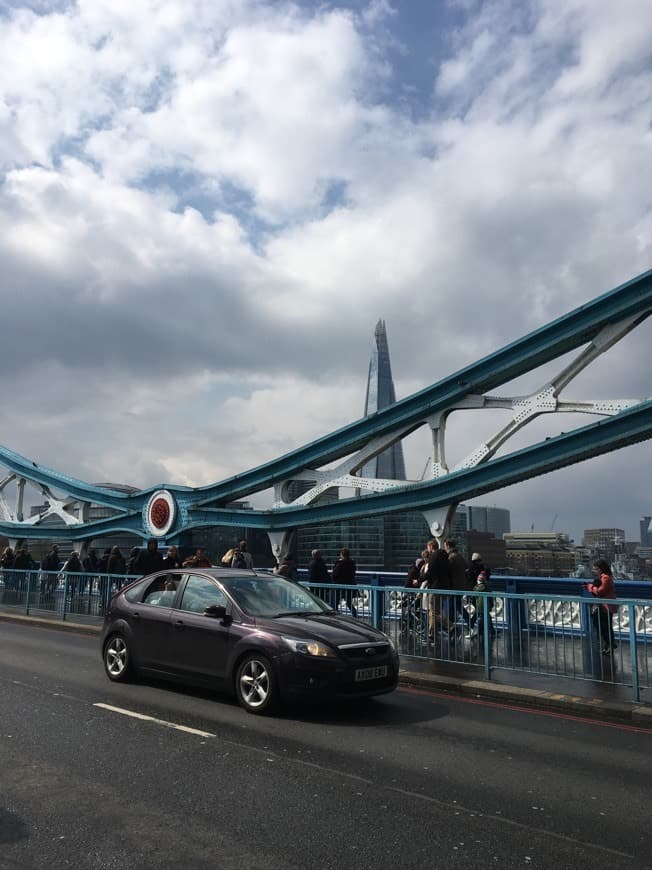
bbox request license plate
[354,665,388,682]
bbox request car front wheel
[103,634,134,682]
[235,653,277,714]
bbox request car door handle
[173,620,184,631]
[131,611,140,620]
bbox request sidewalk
[399,656,652,727]
[2,610,650,728]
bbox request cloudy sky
[1,0,650,544]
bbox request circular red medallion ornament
[145,490,176,536]
[150,498,170,529]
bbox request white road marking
[93,703,216,738]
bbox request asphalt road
[0,622,650,870]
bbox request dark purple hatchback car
[100,569,399,714]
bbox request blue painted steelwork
[0,269,650,542]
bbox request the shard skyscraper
[360,319,407,481]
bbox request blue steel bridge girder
[0,268,650,546]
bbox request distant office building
[466,505,511,539]
[360,320,407,481]
[583,528,625,562]
[465,531,507,571]
[504,531,575,577]
[640,517,652,548]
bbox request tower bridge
[1,268,651,561]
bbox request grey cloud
[0,0,650,543]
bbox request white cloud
[0,0,651,544]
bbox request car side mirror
[204,604,228,620]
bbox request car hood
[255,613,388,647]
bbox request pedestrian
[135,539,164,575]
[62,551,82,601]
[41,544,60,599]
[308,548,332,606]
[1,545,15,594]
[466,553,495,639]
[81,547,99,595]
[274,554,299,580]
[107,546,126,576]
[97,547,112,612]
[332,547,357,617]
[183,548,212,568]
[220,547,235,567]
[13,546,33,601]
[423,539,451,640]
[405,556,423,588]
[586,559,617,654]
[231,547,248,569]
[62,550,82,573]
[161,545,182,570]
[1,545,14,570]
[444,539,469,629]
[98,548,111,573]
[126,547,141,575]
[238,540,254,570]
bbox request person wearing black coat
[126,547,141,575]
[107,546,126,576]
[40,545,60,598]
[332,547,357,617]
[424,539,451,639]
[161,545,182,570]
[308,549,332,606]
[81,547,99,595]
[135,539,164,575]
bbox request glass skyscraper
[297,320,431,571]
[360,320,407,481]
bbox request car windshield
[221,575,330,617]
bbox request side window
[142,574,181,608]
[179,575,227,614]
[124,578,150,603]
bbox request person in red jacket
[586,559,618,654]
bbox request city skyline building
[466,505,511,540]
[360,319,406,481]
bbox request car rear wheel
[235,653,277,714]
[103,634,134,682]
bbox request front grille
[338,642,390,660]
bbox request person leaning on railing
[332,547,357,617]
[586,559,618,655]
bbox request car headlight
[382,632,396,652]
[281,636,336,657]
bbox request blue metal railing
[1,568,650,702]
[0,568,133,620]
[299,581,652,702]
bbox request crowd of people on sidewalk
[0,536,618,653]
